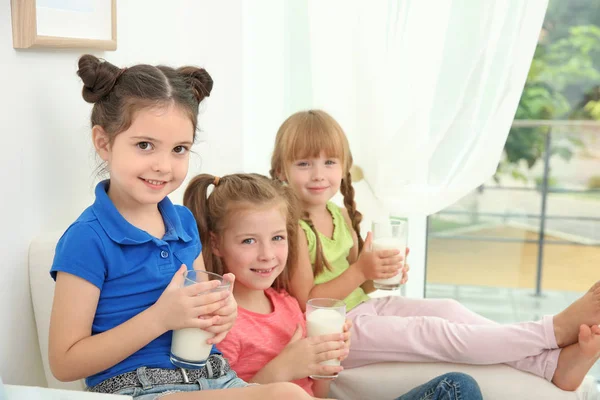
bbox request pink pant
[343,296,560,381]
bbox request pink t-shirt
[217,288,313,395]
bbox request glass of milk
[306,298,346,379]
[170,269,231,369]
[371,218,408,290]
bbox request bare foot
[552,324,600,391]
[553,281,600,347]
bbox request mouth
[308,186,328,192]
[140,178,168,189]
[250,267,276,276]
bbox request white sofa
[30,232,598,399]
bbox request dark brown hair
[77,54,213,142]
[270,109,363,276]
[184,173,300,292]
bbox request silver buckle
[180,368,190,384]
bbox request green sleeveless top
[299,202,370,311]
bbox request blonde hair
[270,109,363,276]
[183,173,300,292]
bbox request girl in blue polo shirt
[49,54,322,400]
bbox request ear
[92,125,111,162]
[209,232,222,257]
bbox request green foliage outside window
[496,0,600,182]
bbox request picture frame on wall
[10,0,117,50]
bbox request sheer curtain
[242,0,547,296]
[302,0,548,217]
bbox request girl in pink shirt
[184,173,352,398]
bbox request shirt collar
[92,180,192,245]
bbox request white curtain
[297,0,548,217]
[241,0,547,297]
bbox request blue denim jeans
[113,369,249,400]
[395,372,483,400]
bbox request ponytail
[183,174,225,276]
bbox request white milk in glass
[306,308,345,366]
[372,237,406,287]
[171,328,214,363]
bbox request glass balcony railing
[426,119,600,379]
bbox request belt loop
[180,368,190,383]
[136,366,152,390]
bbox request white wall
[0,0,244,386]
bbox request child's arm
[360,280,377,294]
[312,380,332,398]
[309,319,352,398]
[291,227,366,310]
[292,228,403,309]
[249,324,347,385]
[49,257,227,382]
[338,208,377,295]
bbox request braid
[341,171,364,252]
[302,212,332,276]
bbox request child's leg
[394,372,483,400]
[160,382,322,400]
[375,281,600,348]
[375,296,564,378]
[344,299,558,380]
[373,296,494,324]
[551,325,600,391]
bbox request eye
[137,142,153,151]
[325,159,337,165]
[173,145,189,155]
[241,238,256,245]
[295,161,309,167]
[273,235,286,241]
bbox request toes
[579,324,593,341]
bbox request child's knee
[440,372,482,399]
[264,382,307,399]
[439,298,466,313]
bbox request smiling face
[211,202,289,294]
[284,151,343,209]
[94,104,194,210]
[271,110,352,210]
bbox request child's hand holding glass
[399,248,411,286]
[339,319,352,362]
[277,324,349,381]
[354,232,404,283]
[202,272,238,344]
[152,265,229,333]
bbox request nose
[310,163,324,181]
[152,152,172,174]
[258,242,276,261]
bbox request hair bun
[178,67,213,103]
[77,54,122,103]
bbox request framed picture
[11,0,116,50]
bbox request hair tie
[116,67,127,80]
[213,176,221,186]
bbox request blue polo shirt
[50,180,218,387]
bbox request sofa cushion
[330,361,596,400]
[29,231,85,390]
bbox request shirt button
[160,250,169,259]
